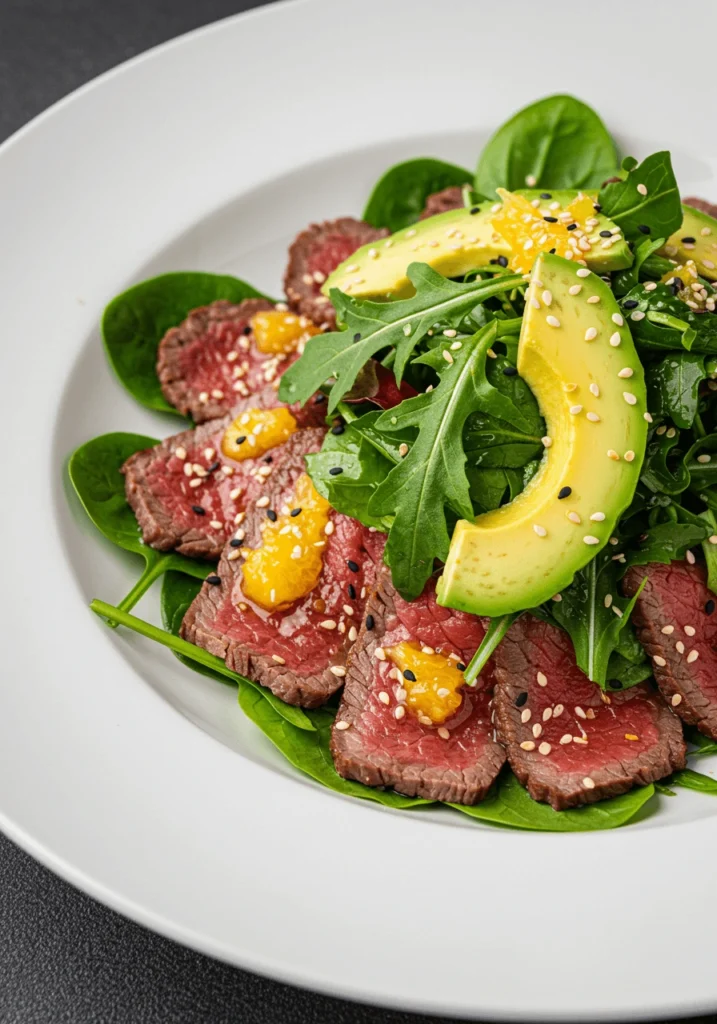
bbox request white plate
[2,0,717,1017]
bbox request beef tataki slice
[122,387,326,560]
[181,438,386,707]
[157,297,296,423]
[684,196,717,220]
[283,218,389,330]
[624,560,717,740]
[493,616,686,810]
[419,185,467,220]
[331,576,505,804]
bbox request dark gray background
[0,2,712,1022]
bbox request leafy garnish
[666,768,717,795]
[621,284,717,354]
[475,94,617,196]
[102,272,273,413]
[278,264,523,413]
[368,321,537,599]
[362,157,473,232]
[599,152,682,242]
[645,352,707,429]
[68,433,210,617]
[612,235,666,297]
[462,352,544,468]
[464,614,518,686]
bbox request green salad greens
[71,92,717,831]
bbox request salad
[70,94,717,832]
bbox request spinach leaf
[646,352,706,428]
[640,429,691,495]
[475,94,617,196]
[363,158,473,232]
[68,433,210,614]
[626,520,709,567]
[612,236,666,297]
[599,152,682,242]
[700,509,717,595]
[103,272,273,413]
[92,594,315,732]
[278,264,523,413]
[605,652,652,689]
[369,322,537,599]
[467,467,526,513]
[685,727,717,759]
[462,353,544,468]
[452,772,655,831]
[668,768,717,794]
[549,551,646,687]
[621,284,717,354]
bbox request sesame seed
[687,650,699,663]
[532,723,543,738]
[630,310,645,321]
[542,290,552,306]
[335,720,350,731]
[567,512,582,524]
[684,625,696,637]
[271,654,286,665]
[520,741,536,751]
[546,315,561,328]
[438,727,450,740]
[399,443,409,458]
[256,496,270,508]
[442,349,454,364]
[586,412,601,422]
[654,655,667,667]
[587,295,600,304]
[609,332,621,347]
[590,512,606,522]
[375,647,386,661]
[686,550,696,565]
[515,691,528,707]
[557,486,572,500]
[320,620,337,630]
[569,405,583,415]
[672,693,683,707]
[585,327,597,341]
[697,454,712,464]
[569,284,582,295]
[443,328,457,338]
[637,183,648,196]
[576,268,591,278]
[541,436,553,448]
[575,706,587,719]
[624,450,636,462]
[583,535,600,545]
[583,777,596,790]
[324,521,335,536]
[710,536,717,545]
[589,383,600,397]
[210,519,223,530]
[612,313,624,327]
[542,707,553,723]
[422,646,435,655]
[617,368,633,379]
[533,524,547,537]
[521,708,532,723]
[623,392,637,406]
[189,478,202,489]
[539,742,552,755]
[559,734,572,745]
[394,705,406,721]
[612,606,623,618]
[644,412,653,423]
[537,671,548,687]
[661,625,674,635]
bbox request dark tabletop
[0,3,714,1022]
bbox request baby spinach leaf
[640,429,691,495]
[278,264,523,413]
[612,236,666,297]
[92,594,315,732]
[646,352,706,428]
[599,152,682,242]
[475,94,617,196]
[369,321,533,599]
[700,508,717,596]
[626,520,709,567]
[621,284,717,354]
[103,272,273,413]
[667,768,717,794]
[685,727,717,759]
[452,772,655,831]
[550,551,646,687]
[68,433,210,615]
[362,157,473,232]
[462,353,544,468]
[467,467,526,513]
[605,651,652,689]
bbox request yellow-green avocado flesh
[436,253,647,617]
[325,190,632,301]
[660,203,717,281]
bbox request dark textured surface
[0,1,714,1021]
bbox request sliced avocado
[436,253,647,616]
[325,190,632,301]
[660,203,717,281]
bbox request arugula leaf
[68,433,210,616]
[599,152,683,241]
[362,157,473,232]
[550,551,647,687]
[626,520,709,567]
[102,272,273,413]
[368,321,530,599]
[612,235,666,297]
[640,429,691,496]
[475,94,617,196]
[645,352,706,428]
[278,264,523,413]
[452,772,655,831]
[621,284,717,354]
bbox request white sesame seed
[617,367,634,379]
[564,382,578,392]
[394,705,406,720]
[637,183,648,196]
[624,450,636,462]
[198,391,209,403]
[546,315,561,328]
[421,646,435,655]
[583,535,600,545]
[704,259,716,270]
[609,332,622,347]
[585,327,598,341]
[437,727,450,740]
[587,295,600,304]
[375,647,386,661]
[575,706,587,719]
[443,328,457,338]
[542,707,553,722]
[521,708,532,723]
[541,436,553,448]
[532,723,543,738]
[687,550,696,566]
[687,649,699,663]
[378,691,390,706]
[189,478,202,489]
[211,389,224,400]
[335,720,350,730]
[183,463,193,478]
[520,741,536,751]
[590,512,606,522]
[271,654,286,665]
[576,268,591,278]
[586,412,601,422]
[403,324,412,337]
[612,606,623,618]
[644,412,653,423]
[537,671,548,687]
[539,742,552,755]
[583,777,596,790]
[671,693,683,707]
[559,734,572,745]
[569,284,582,295]
[567,512,582,525]
[530,296,541,309]
[342,604,354,617]
[569,404,583,415]
[630,310,645,321]
[542,289,552,306]
[554,704,564,716]
[589,383,600,397]
[604,594,613,608]
[654,655,667,667]
[330,665,346,677]
[607,449,620,461]
[442,350,454,364]
[709,535,717,545]
[348,626,358,642]
[320,619,337,630]
[227,550,241,562]
[697,454,712,464]
[209,519,222,530]
[666,427,676,438]
[611,314,624,328]
[643,281,658,292]
[684,625,696,637]
[660,624,674,636]
[623,392,637,406]
[533,524,547,537]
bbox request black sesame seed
[515,691,528,707]
[266,509,277,522]
[566,223,577,231]
[548,248,556,255]
[638,224,651,235]
[347,560,359,573]
[403,669,417,682]
[329,466,343,476]
[599,230,613,238]
[540,192,552,200]
[235,435,246,445]
[331,424,345,435]
[290,507,302,517]
[594,204,602,213]
[470,206,481,215]
[347,583,356,600]
[706,599,716,615]
[229,538,242,548]
[242,325,251,335]
[191,505,206,515]
[314,393,327,404]
[543,216,558,223]
[682,236,696,244]
[365,614,375,630]
[263,455,274,465]
[206,575,221,586]
[608,678,623,690]
[353,332,361,342]
[497,255,508,268]
[670,279,682,295]
[489,259,499,265]
[457,662,467,672]
[557,486,572,500]
[623,299,639,309]
[208,461,220,473]
[503,366,518,376]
